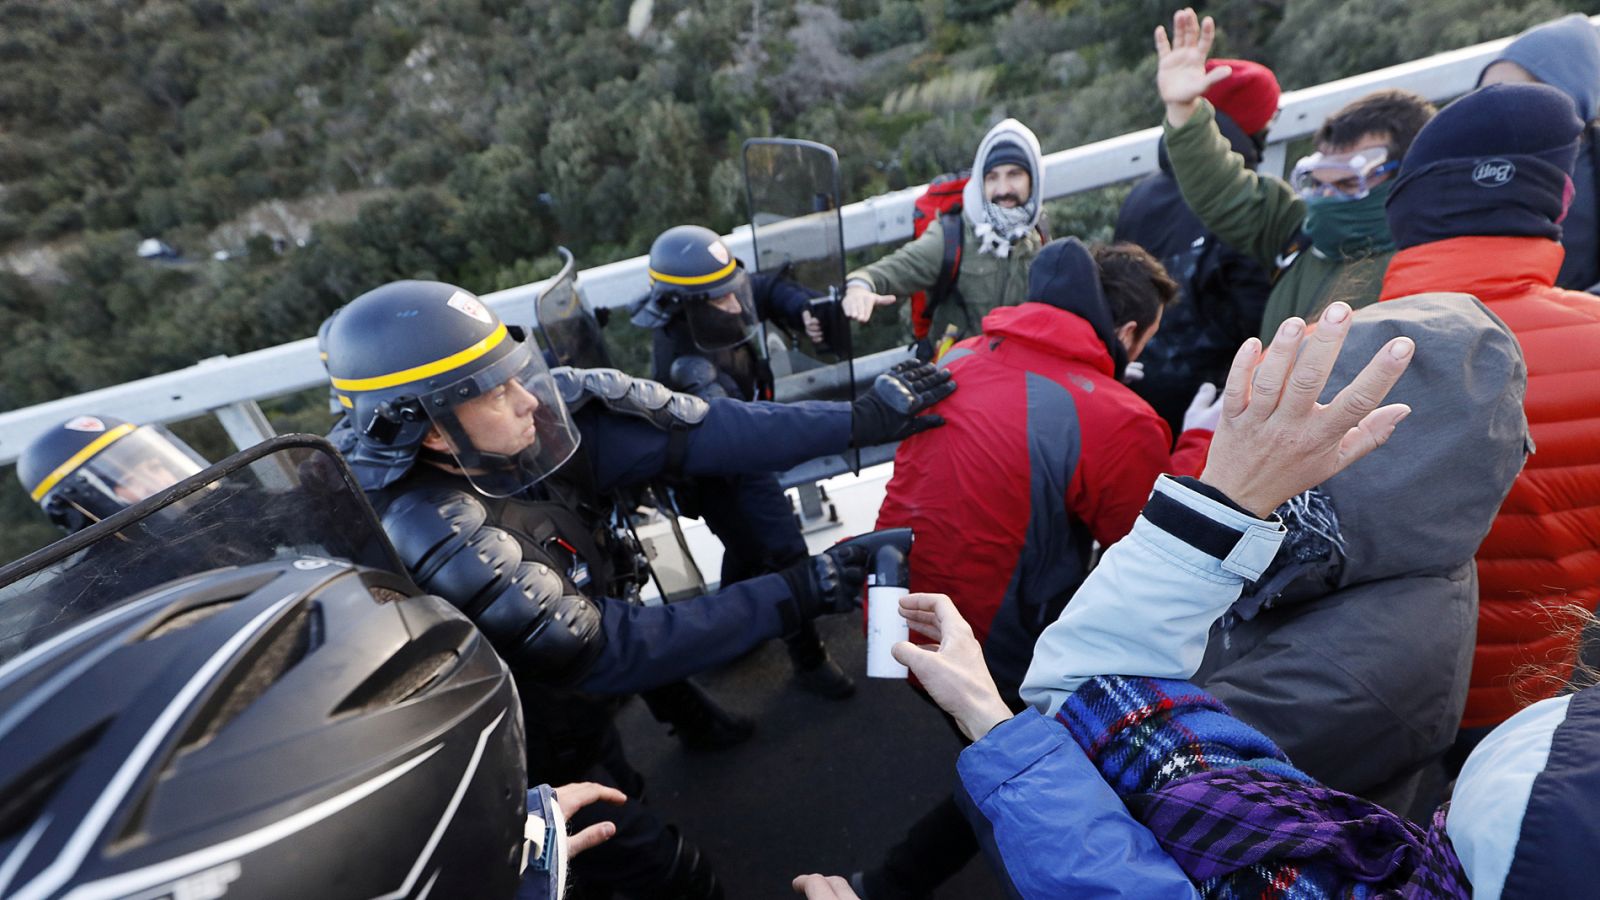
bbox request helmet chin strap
[431,418,536,495]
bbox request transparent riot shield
[627,486,707,604]
[0,435,409,666]
[742,137,859,471]
[536,246,613,369]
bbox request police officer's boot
[786,620,856,700]
[653,827,724,900]
[641,680,754,752]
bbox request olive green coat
[847,217,1042,342]
[1164,101,1392,340]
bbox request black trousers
[561,724,682,899]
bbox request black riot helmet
[633,225,760,351]
[0,557,529,899]
[323,280,580,497]
[17,415,210,533]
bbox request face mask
[1303,180,1397,259]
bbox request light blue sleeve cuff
[1020,477,1287,715]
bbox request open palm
[1155,8,1232,107]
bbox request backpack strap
[925,210,966,321]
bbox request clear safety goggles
[1290,148,1399,200]
[421,338,581,498]
[682,268,760,353]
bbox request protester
[1378,81,1600,754]
[322,280,948,898]
[1478,13,1600,291]
[878,238,1214,708]
[854,238,1220,900]
[1157,8,1434,339]
[633,224,855,699]
[1190,293,1527,817]
[1115,57,1277,433]
[839,119,1045,344]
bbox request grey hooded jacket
[1193,293,1530,818]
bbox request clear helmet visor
[1290,147,1397,200]
[421,339,581,498]
[52,425,209,523]
[682,269,759,352]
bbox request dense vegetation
[0,0,1590,560]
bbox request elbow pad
[667,355,732,400]
[381,488,603,683]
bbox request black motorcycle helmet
[16,415,210,533]
[633,225,760,351]
[0,557,528,899]
[323,280,581,497]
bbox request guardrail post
[210,400,276,452]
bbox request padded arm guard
[554,366,711,429]
[381,488,603,684]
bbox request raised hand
[1155,8,1232,127]
[1199,301,1415,517]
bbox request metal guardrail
[1,18,1588,467]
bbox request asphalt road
[614,613,1006,899]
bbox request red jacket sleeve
[1169,428,1213,477]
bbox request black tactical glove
[850,359,957,447]
[780,542,872,622]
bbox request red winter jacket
[875,303,1211,702]
[1381,236,1600,729]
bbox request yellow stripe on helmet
[30,422,139,502]
[329,323,508,393]
[647,258,738,287]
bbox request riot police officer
[322,279,949,899]
[17,414,209,532]
[633,224,853,698]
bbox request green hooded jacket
[1164,100,1392,340]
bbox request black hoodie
[1115,110,1273,435]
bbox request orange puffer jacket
[1381,236,1600,729]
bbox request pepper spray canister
[866,542,911,679]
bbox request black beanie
[983,140,1032,176]
[1027,238,1129,379]
[1386,83,1582,250]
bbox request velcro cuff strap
[1143,477,1285,581]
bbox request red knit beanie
[1204,59,1281,136]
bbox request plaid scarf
[1059,676,1471,898]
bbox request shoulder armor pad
[554,366,710,429]
[380,485,604,683]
